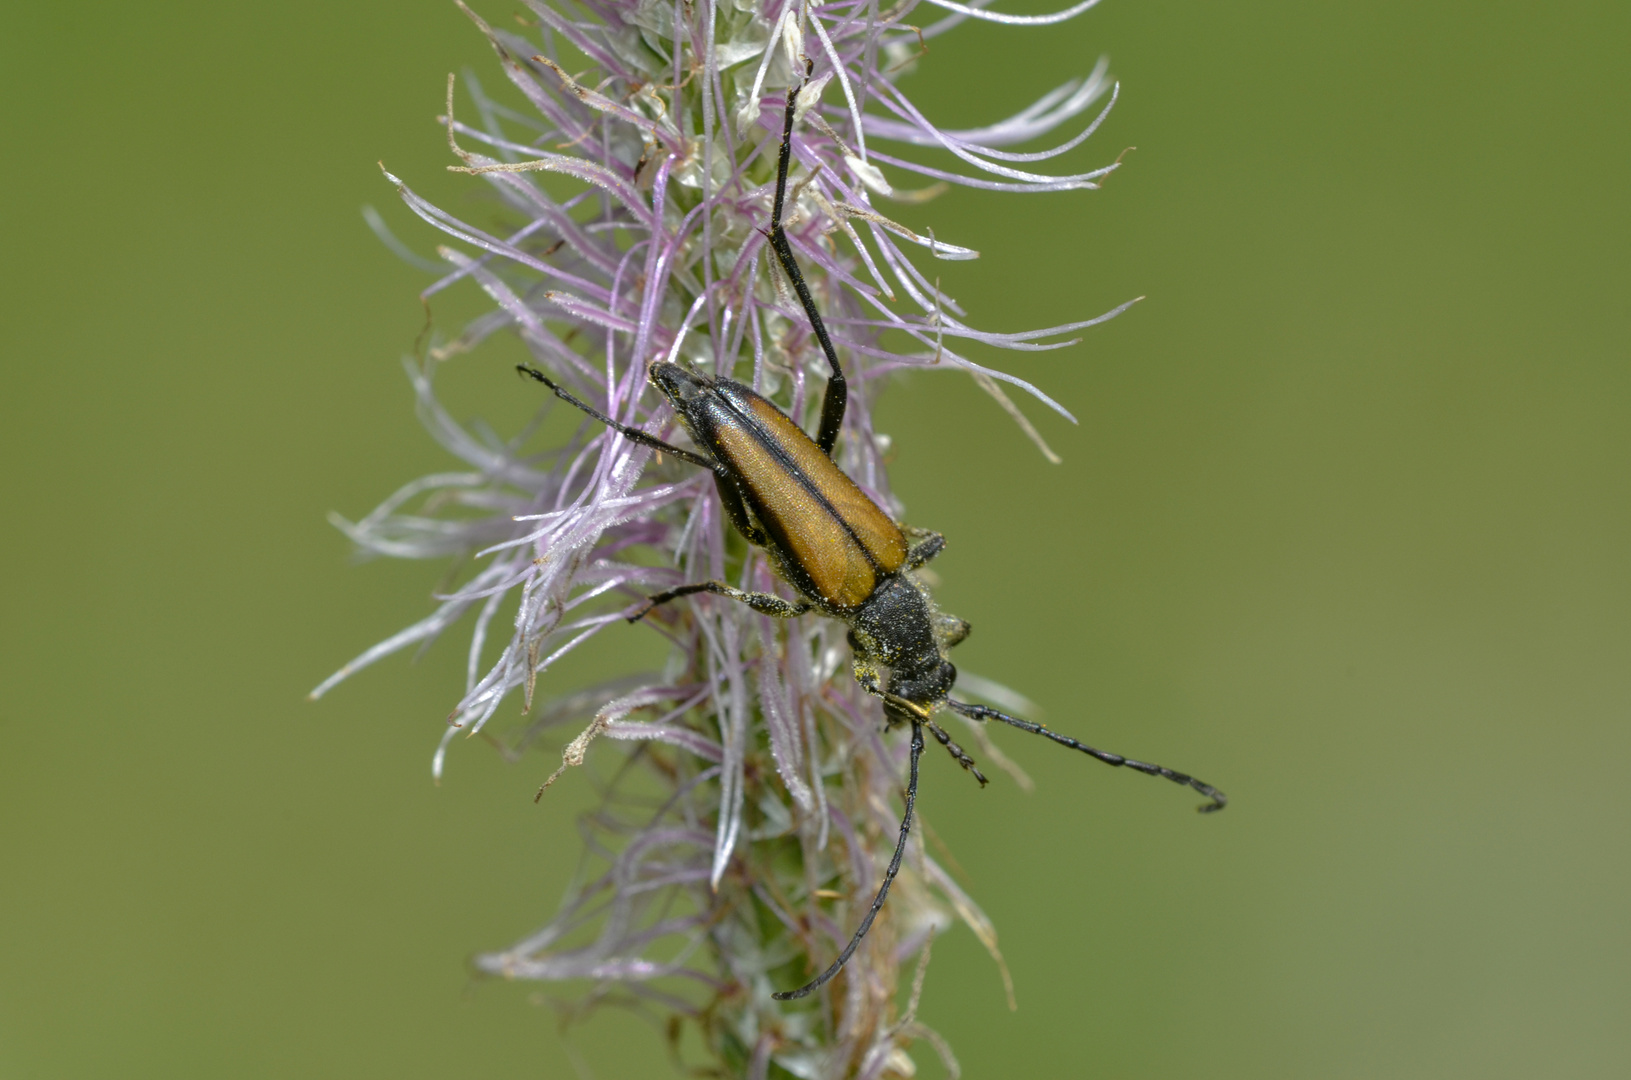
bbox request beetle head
[648,361,711,411]
[889,659,957,712]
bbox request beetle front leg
[628,581,811,623]
[924,717,987,787]
[852,659,932,724]
[936,613,971,649]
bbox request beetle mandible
[518,71,1226,1002]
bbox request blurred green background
[3,0,1627,1075]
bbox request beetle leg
[713,474,770,548]
[945,699,1228,813]
[852,660,932,723]
[773,718,923,1000]
[517,364,714,469]
[628,580,811,623]
[935,614,972,650]
[768,77,848,459]
[903,529,946,569]
[924,717,987,787]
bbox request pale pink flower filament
[319,0,1130,1072]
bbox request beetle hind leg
[629,580,811,623]
[768,75,848,459]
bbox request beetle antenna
[514,364,715,470]
[768,73,849,458]
[945,699,1227,813]
[773,719,925,1000]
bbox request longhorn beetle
[518,71,1226,1002]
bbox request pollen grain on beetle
[319,0,1136,1072]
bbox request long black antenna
[946,700,1228,813]
[514,364,714,469]
[766,69,849,458]
[773,719,925,1000]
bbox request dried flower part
[319,0,1128,1073]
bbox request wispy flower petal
[327,0,1131,1071]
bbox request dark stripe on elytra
[710,388,887,578]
